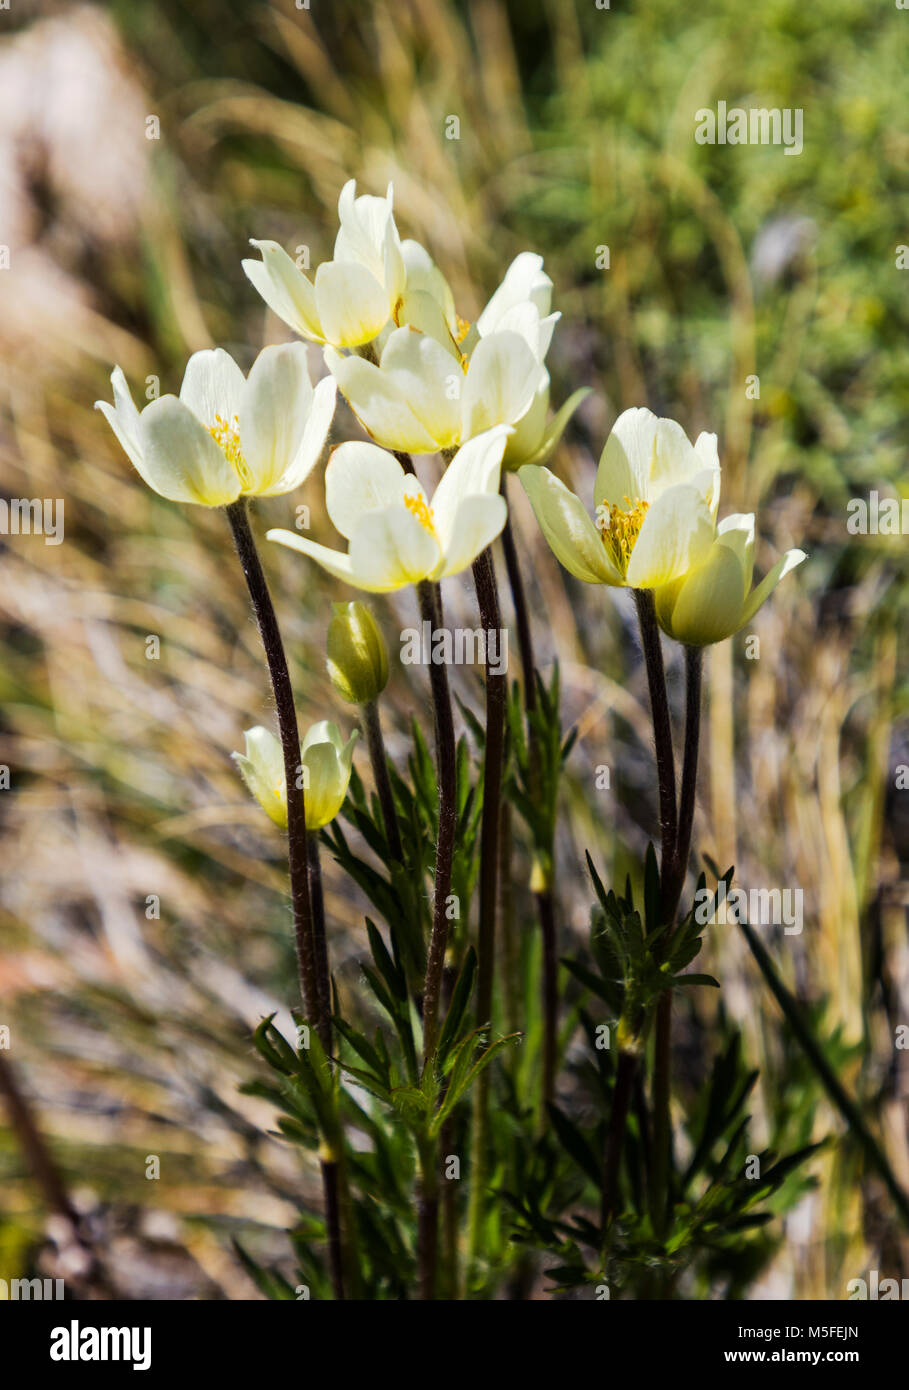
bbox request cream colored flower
[233,722,357,831]
[519,407,721,589]
[326,246,582,463]
[266,427,510,592]
[654,514,806,645]
[242,180,405,349]
[95,344,335,506]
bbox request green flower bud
[326,601,388,705]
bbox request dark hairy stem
[602,1049,638,1227]
[500,505,536,710]
[632,613,703,1240]
[471,546,507,1050]
[225,498,346,1299]
[633,589,678,890]
[675,645,703,895]
[225,499,319,1031]
[417,577,458,1062]
[466,545,508,1261]
[362,699,403,863]
[307,832,332,1055]
[415,576,457,1300]
[500,484,560,1109]
[537,889,559,1107]
[632,590,678,1241]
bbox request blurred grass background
[0,0,907,1297]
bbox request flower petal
[179,348,246,430]
[594,406,658,509]
[435,494,507,579]
[377,327,461,445]
[239,342,314,495]
[325,346,439,453]
[347,505,441,591]
[461,331,543,439]
[243,240,324,342]
[95,366,144,473]
[431,425,511,541]
[401,238,458,333]
[232,725,287,828]
[506,386,590,471]
[625,482,716,589]
[739,548,807,627]
[657,536,748,645]
[137,395,241,505]
[519,465,621,585]
[266,528,360,586]
[314,261,391,347]
[263,374,337,497]
[324,441,407,539]
[477,252,553,335]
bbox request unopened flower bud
[326,601,388,705]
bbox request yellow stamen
[596,495,650,577]
[455,315,471,344]
[207,413,251,486]
[403,490,437,536]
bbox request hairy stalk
[500,506,536,709]
[466,545,507,1266]
[632,589,678,882]
[415,575,457,1299]
[652,644,703,1236]
[225,499,346,1299]
[602,1049,638,1227]
[307,833,333,1057]
[362,699,403,863]
[632,589,681,1241]
[501,489,559,1108]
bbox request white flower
[266,426,511,592]
[325,326,545,455]
[242,180,405,349]
[233,722,358,831]
[654,514,806,646]
[519,406,721,589]
[95,344,336,506]
[326,245,583,462]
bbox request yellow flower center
[403,489,437,537]
[596,496,650,577]
[207,413,252,487]
[455,315,471,344]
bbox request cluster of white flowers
[95,177,806,822]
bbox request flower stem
[601,1049,638,1228]
[417,578,458,1062]
[466,544,507,1265]
[632,589,678,886]
[224,498,346,1299]
[226,499,320,1031]
[651,645,702,1236]
[415,576,457,1300]
[632,598,702,1241]
[501,491,560,1110]
[307,831,332,1055]
[362,699,404,863]
[500,505,536,710]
